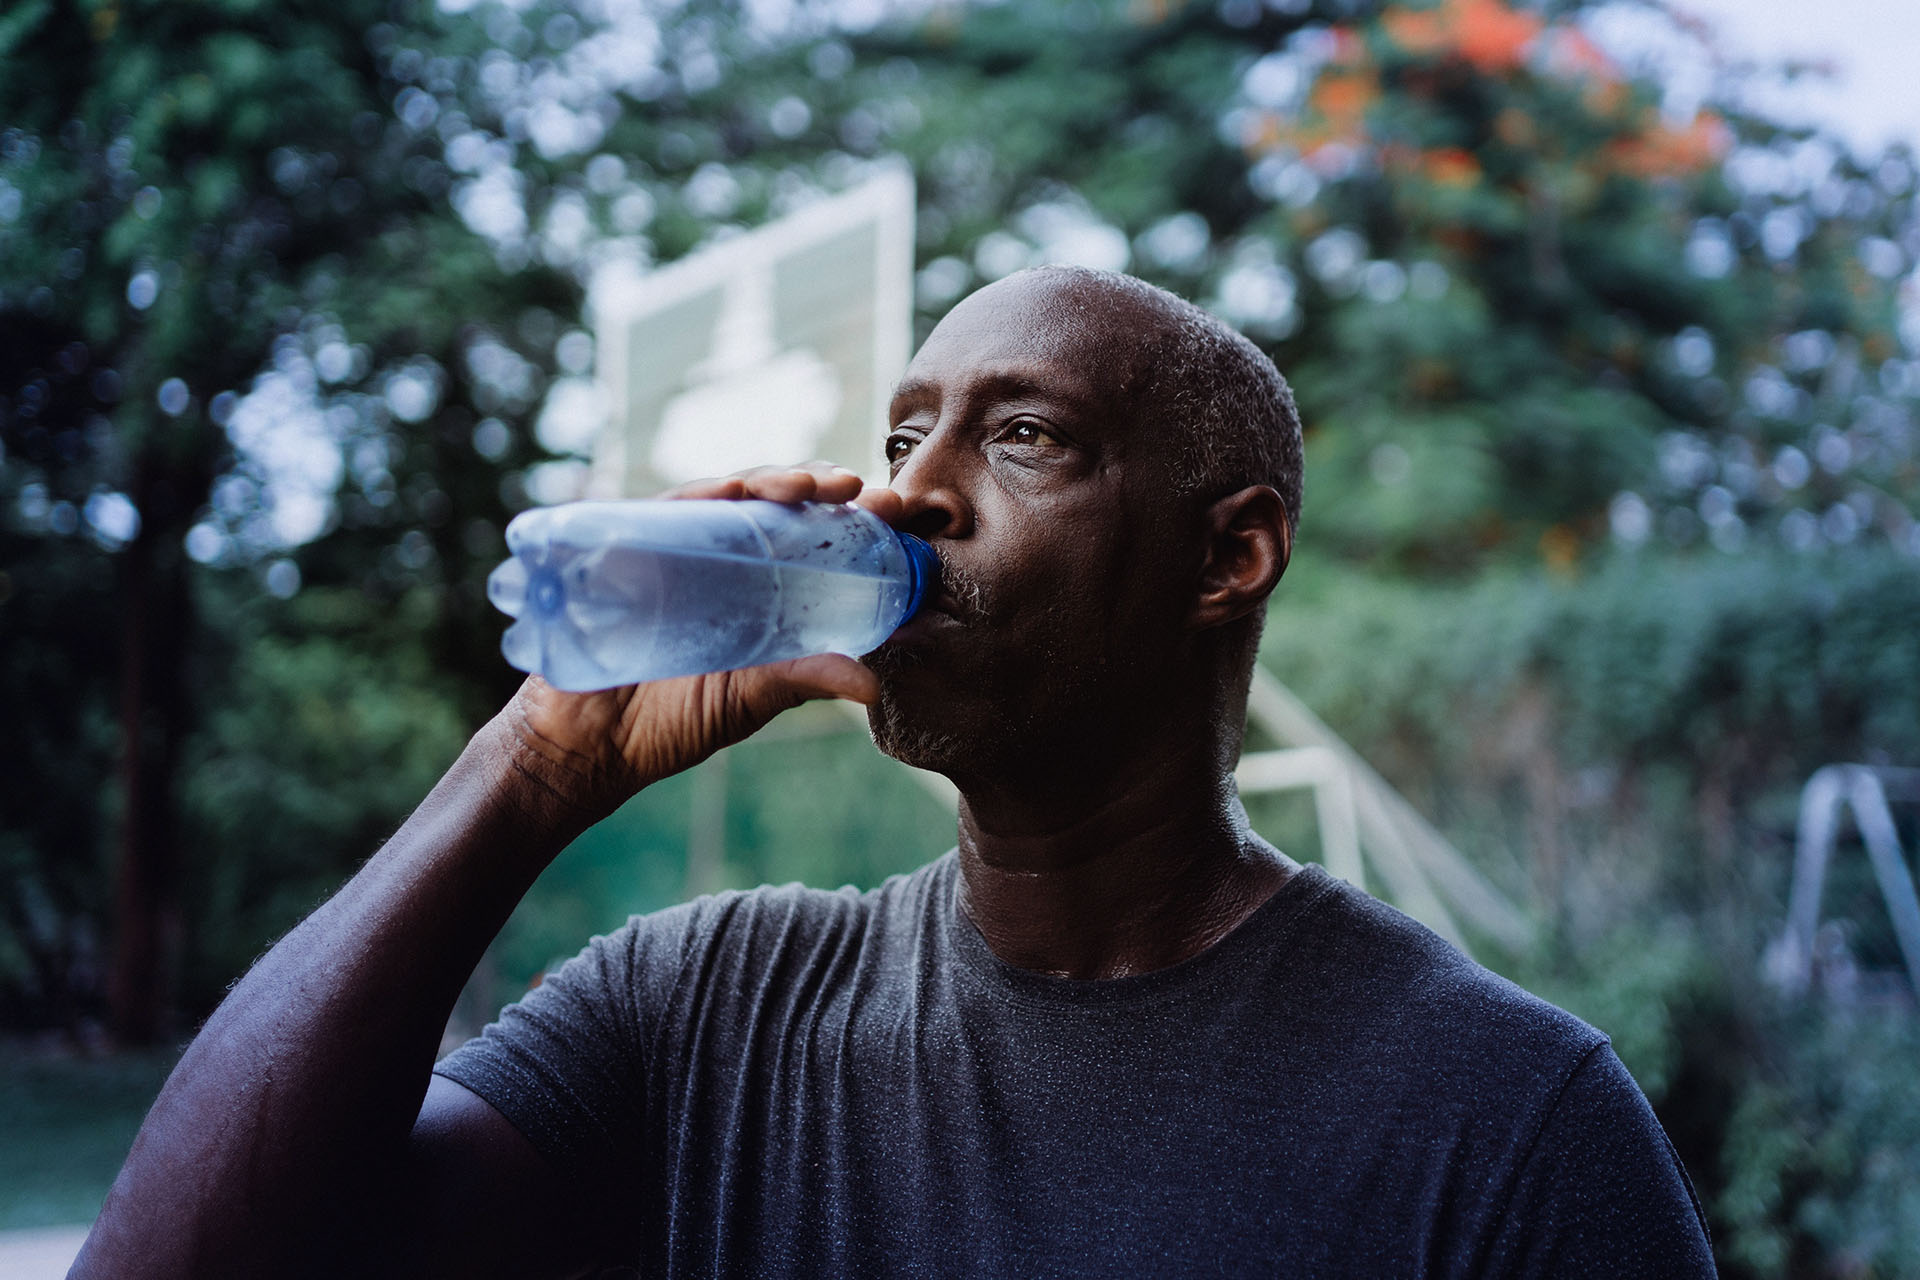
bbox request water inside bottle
[492,541,915,691]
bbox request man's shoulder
[672,851,948,933]
[592,852,952,981]
[1274,867,1606,1087]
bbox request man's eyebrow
[888,370,1088,410]
[967,371,1062,402]
[889,375,938,408]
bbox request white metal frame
[1766,763,1920,997]
[1236,669,1534,954]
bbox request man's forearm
[73,713,611,1279]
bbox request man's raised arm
[72,465,896,1280]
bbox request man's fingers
[851,487,905,527]
[662,476,740,500]
[745,653,880,710]
[737,463,862,505]
[583,467,887,774]
[664,463,867,506]
[791,462,866,503]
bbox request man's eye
[1006,420,1057,446]
[885,434,916,464]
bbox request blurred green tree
[0,0,571,1040]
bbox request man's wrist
[472,705,636,836]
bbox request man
[76,267,1714,1278]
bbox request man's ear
[1189,484,1290,630]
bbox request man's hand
[491,463,909,822]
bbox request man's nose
[890,428,975,542]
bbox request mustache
[933,559,987,623]
[867,556,988,676]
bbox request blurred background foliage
[3,0,1918,1271]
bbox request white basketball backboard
[587,164,915,497]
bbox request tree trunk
[106,456,197,1045]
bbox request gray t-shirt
[437,854,1714,1277]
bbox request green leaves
[0,1,54,67]
[1303,407,1498,564]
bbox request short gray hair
[1030,265,1304,536]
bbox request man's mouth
[888,602,962,644]
[931,560,987,625]
[875,591,968,659]
[872,558,985,656]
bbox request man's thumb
[764,653,880,708]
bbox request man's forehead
[902,271,1166,392]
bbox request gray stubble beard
[862,644,972,772]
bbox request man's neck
[952,747,1296,980]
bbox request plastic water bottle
[486,499,940,692]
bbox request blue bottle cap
[897,532,940,620]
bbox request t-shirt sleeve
[1475,1043,1716,1278]
[433,901,699,1189]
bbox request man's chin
[860,632,1032,775]
[864,686,970,775]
